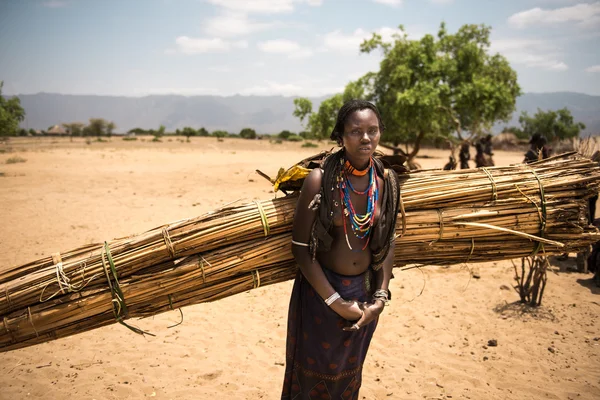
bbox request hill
[11,92,600,135]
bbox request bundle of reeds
[1,153,599,351]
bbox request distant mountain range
[11,91,600,135]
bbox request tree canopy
[293,23,521,160]
[518,108,585,142]
[0,81,26,137]
[239,127,257,139]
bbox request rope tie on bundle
[481,167,498,201]
[528,169,548,257]
[251,270,261,289]
[167,294,183,328]
[197,256,209,283]
[27,307,39,338]
[102,242,155,336]
[398,189,407,238]
[162,227,176,258]
[430,209,444,245]
[40,257,97,302]
[254,201,270,237]
[3,316,16,344]
[4,285,12,310]
[465,238,475,264]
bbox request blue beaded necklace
[338,157,379,250]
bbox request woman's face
[341,108,381,162]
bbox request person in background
[475,135,494,167]
[459,141,471,169]
[443,155,457,171]
[524,133,551,163]
[281,100,400,398]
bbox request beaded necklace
[338,157,379,250]
[344,160,369,176]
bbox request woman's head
[330,99,385,145]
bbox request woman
[281,100,400,399]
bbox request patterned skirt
[281,267,377,400]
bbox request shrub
[152,136,162,142]
[122,137,138,141]
[287,134,303,142]
[302,142,318,148]
[6,156,26,164]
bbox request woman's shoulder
[301,168,324,197]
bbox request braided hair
[330,99,386,145]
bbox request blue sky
[1,0,599,97]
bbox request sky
[1,0,599,97]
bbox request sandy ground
[0,136,598,400]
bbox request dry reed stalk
[1,154,599,350]
[2,192,599,351]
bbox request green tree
[212,130,228,138]
[342,23,520,162]
[106,121,116,138]
[518,108,585,142]
[128,127,147,135]
[182,127,196,142]
[278,130,293,140]
[197,127,209,137]
[63,122,85,137]
[294,95,343,140]
[0,81,26,137]
[156,124,166,137]
[293,98,313,127]
[240,127,257,139]
[87,118,108,137]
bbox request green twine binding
[254,201,270,236]
[167,294,183,329]
[102,242,155,337]
[481,167,498,202]
[528,170,547,257]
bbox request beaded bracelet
[373,289,390,305]
[324,292,341,306]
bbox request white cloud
[586,65,600,72]
[174,36,248,54]
[205,0,322,14]
[203,13,278,37]
[491,38,568,71]
[508,2,600,29]
[42,1,67,7]
[371,0,403,6]
[238,80,343,96]
[322,27,405,53]
[207,65,233,72]
[258,39,300,53]
[257,39,313,58]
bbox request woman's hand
[342,300,384,332]
[331,299,364,321]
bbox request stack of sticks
[1,153,599,352]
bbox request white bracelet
[324,292,341,306]
[291,240,309,247]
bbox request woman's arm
[292,168,363,321]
